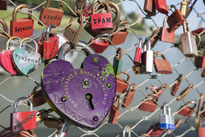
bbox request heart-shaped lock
[12,38,41,75]
[0,36,20,75]
[42,54,116,129]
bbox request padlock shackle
[157,83,168,93]
[162,102,171,116]
[32,84,41,94]
[194,94,205,128]
[177,84,194,101]
[13,97,33,113]
[185,101,196,109]
[105,1,120,23]
[45,0,64,10]
[144,38,151,51]
[46,24,56,41]
[114,95,121,110]
[182,20,190,33]
[163,16,168,27]
[117,71,130,83]
[115,47,123,60]
[128,83,136,93]
[55,121,69,136]
[192,32,202,46]
[6,36,21,50]
[114,21,128,32]
[0,18,8,33]
[19,38,38,52]
[147,94,159,103]
[12,4,32,22]
[92,0,110,14]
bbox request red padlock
[116,71,130,93]
[177,101,196,117]
[10,97,36,132]
[108,95,121,124]
[171,74,183,96]
[195,47,205,69]
[144,0,156,17]
[122,83,136,107]
[38,24,59,60]
[139,94,159,112]
[0,36,20,75]
[160,16,175,43]
[145,123,164,137]
[90,35,110,53]
[134,39,143,65]
[167,5,185,31]
[28,85,46,107]
[10,4,34,38]
[155,0,168,15]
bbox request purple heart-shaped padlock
[42,54,116,129]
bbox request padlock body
[116,78,129,93]
[10,19,34,38]
[171,82,179,96]
[160,114,175,130]
[181,32,198,57]
[144,0,156,16]
[177,107,194,117]
[154,59,172,74]
[143,50,153,73]
[167,10,185,31]
[108,106,119,124]
[90,39,110,53]
[0,0,7,10]
[43,36,59,60]
[39,7,64,27]
[113,57,122,75]
[139,100,157,112]
[111,31,128,45]
[91,13,113,30]
[134,47,142,65]
[122,91,135,107]
[195,56,205,69]
[64,27,81,46]
[154,0,168,15]
[147,124,164,137]
[29,91,46,107]
[10,111,36,132]
[198,127,205,137]
[160,28,175,43]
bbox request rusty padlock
[160,16,175,43]
[167,5,185,31]
[111,21,129,45]
[28,85,46,107]
[122,83,136,107]
[144,0,156,17]
[64,12,84,47]
[177,84,194,101]
[195,47,205,69]
[154,51,172,74]
[0,0,7,10]
[116,71,130,93]
[39,0,64,26]
[171,74,183,96]
[150,27,161,48]
[0,18,9,51]
[10,4,34,38]
[108,95,121,124]
[195,94,205,128]
[139,94,159,112]
[155,0,168,15]
[177,101,196,117]
[90,34,110,53]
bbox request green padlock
[113,48,123,75]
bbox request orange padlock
[177,101,196,117]
[108,95,121,124]
[139,94,159,112]
[116,71,130,93]
[122,83,136,107]
[171,74,183,96]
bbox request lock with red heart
[42,54,116,129]
[177,101,196,117]
[0,36,20,75]
[116,71,130,93]
[90,34,110,53]
[10,4,34,38]
[167,5,185,31]
[155,0,168,15]
[122,83,136,107]
[108,95,121,124]
[111,21,129,45]
[139,94,159,112]
[10,97,36,132]
[38,24,59,60]
[160,16,175,43]
[39,0,64,26]
[134,38,143,65]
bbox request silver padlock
[160,103,175,130]
[54,121,69,137]
[180,21,198,57]
[0,18,9,51]
[142,38,153,73]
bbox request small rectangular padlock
[160,103,175,130]
[108,95,121,124]
[90,38,110,53]
[160,16,175,43]
[39,0,64,26]
[154,51,172,74]
[116,71,130,93]
[64,14,84,46]
[155,0,168,15]
[122,83,136,107]
[10,4,34,38]
[139,94,158,112]
[29,85,46,107]
[167,5,185,31]
[145,123,164,137]
[142,38,153,73]
[113,48,123,75]
[134,39,143,65]
[144,0,156,16]
[10,97,36,132]
[177,101,196,117]
[111,21,128,45]
[0,0,7,10]
[171,74,183,96]
[181,21,198,57]
[195,47,205,68]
